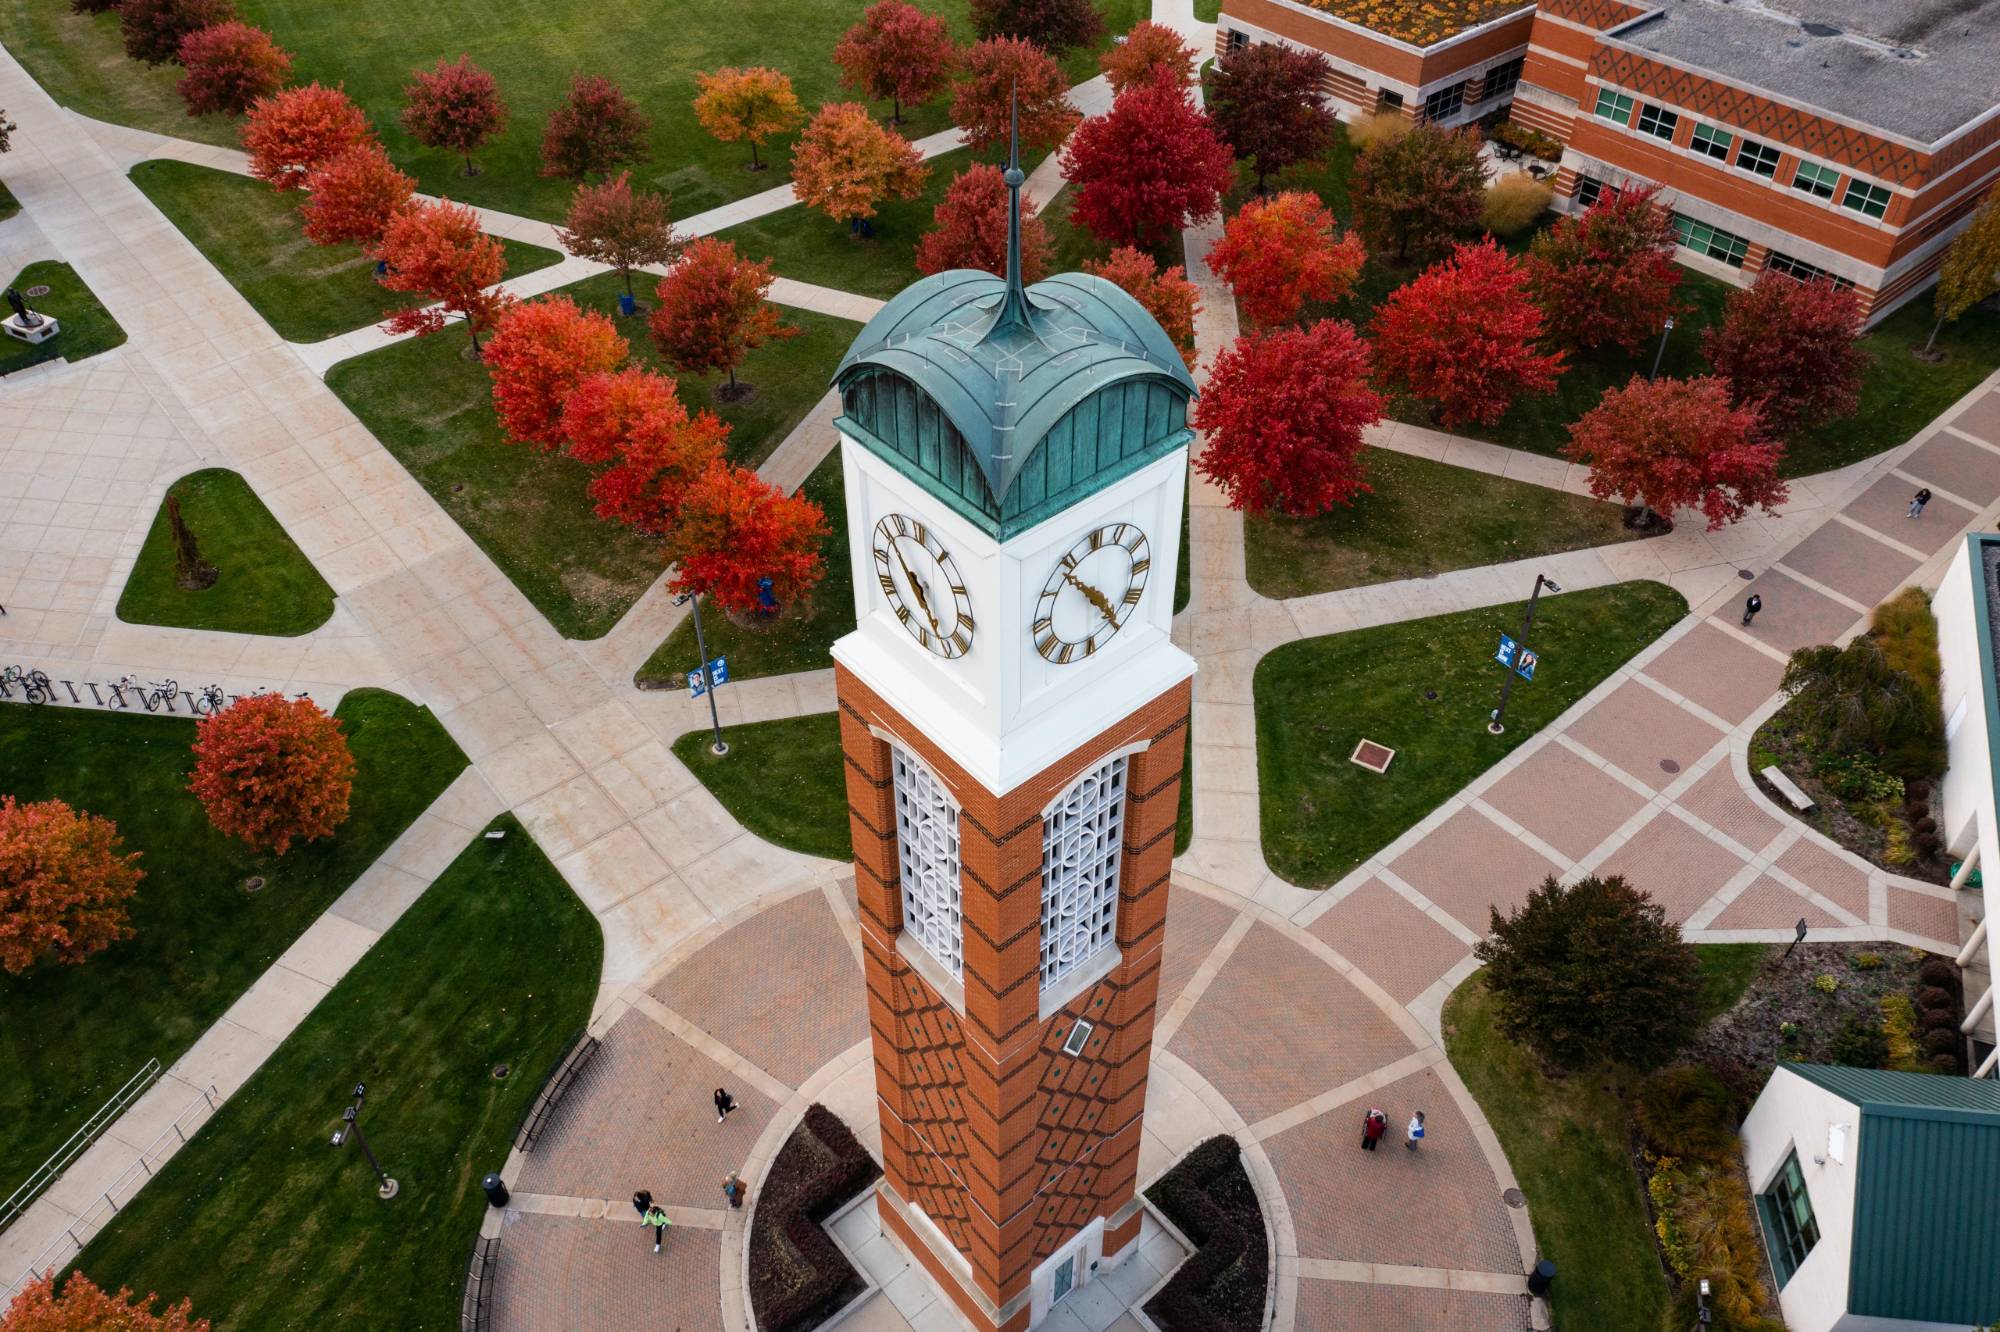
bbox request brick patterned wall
[839,663,1188,1316]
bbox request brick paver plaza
[2,0,1996,1321]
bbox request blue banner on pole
[1495,634,1518,668]
[688,656,729,698]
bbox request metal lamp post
[1488,575,1561,735]
[331,1082,398,1199]
[1649,315,1677,379]
[676,592,728,756]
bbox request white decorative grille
[1039,756,1127,991]
[893,744,963,980]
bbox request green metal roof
[1784,1065,2000,1324]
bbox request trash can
[482,1174,510,1208]
[1527,1259,1555,1296]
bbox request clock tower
[829,124,1196,1331]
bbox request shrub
[1782,634,1944,782]
[0,796,144,975]
[1881,994,1922,1071]
[1481,174,1552,238]
[1144,1135,1267,1332]
[1646,1156,1773,1327]
[747,1104,881,1332]
[1914,985,1954,1015]
[1810,973,1839,995]
[1918,958,1959,990]
[1344,111,1408,152]
[1827,1014,1888,1068]
[1488,120,1560,160]
[1633,1066,1739,1163]
[1919,1005,1960,1033]
[1922,1027,1962,1059]
[1851,951,1884,970]
[188,693,355,854]
[1872,588,1943,706]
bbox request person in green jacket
[642,1203,671,1252]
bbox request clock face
[1034,523,1151,664]
[872,513,975,658]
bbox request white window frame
[1039,755,1127,993]
[1636,102,1678,141]
[893,743,963,981]
[1841,178,1890,219]
[1792,160,1840,201]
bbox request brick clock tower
[828,131,1196,1330]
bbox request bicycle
[1,665,52,705]
[144,678,180,712]
[195,684,226,715]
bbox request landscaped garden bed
[0,259,125,376]
[1143,1134,1268,1332]
[749,1103,883,1332]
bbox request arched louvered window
[1039,756,1127,990]
[893,743,962,980]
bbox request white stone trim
[1224,0,1534,60]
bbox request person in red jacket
[1361,1107,1387,1151]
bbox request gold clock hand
[1064,570,1119,627]
[891,541,940,632]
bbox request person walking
[1361,1108,1387,1151]
[1405,1111,1427,1152]
[722,1171,746,1209]
[714,1087,738,1123]
[1908,488,1932,518]
[1742,593,1762,626]
[641,1202,671,1252]
[631,1188,653,1220]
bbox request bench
[1761,765,1816,812]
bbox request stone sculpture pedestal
[3,312,59,345]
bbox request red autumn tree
[1100,20,1197,93]
[568,371,730,530]
[970,0,1102,55]
[0,797,142,976]
[1702,271,1868,437]
[1193,320,1384,516]
[915,163,1054,280]
[1524,185,1682,353]
[540,73,650,181]
[648,236,795,396]
[400,54,508,176]
[1206,191,1365,327]
[188,694,355,856]
[692,66,804,172]
[1,1272,207,1332]
[1349,120,1487,264]
[1062,71,1235,250]
[1370,239,1566,428]
[482,295,629,450]
[174,21,290,118]
[789,102,928,231]
[663,461,830,614]
[299,142,413,247]
[556,171,681,300]
[1564,375,1785,529]
[1083,246,1200,368]
[1203,42,1338,193]
[373,198,510,352]
[119,0,234,65]
[951,36,1078,154]
[834,0,958,124]
[241,82,373,190]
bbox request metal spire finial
[994,83,1033,335]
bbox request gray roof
[1612,0,2000,144]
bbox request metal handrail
[512,1031,600,1155]
[460,1233,500,1331]
[0,1060,161,1233]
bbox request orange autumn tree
[175,21,291,118]
[0,797,143,976]
[1206,191,1365,327]
[564,368,730,531]
[789,101,928,234]
[483,295,629,450]
[1083,246,1200,368]
[951,36,1076,153]
[374,198,510,352]
[1099,19,1197,92]
[188,694,355,856]
[915,163,1053,281]
[663,461,829,614]
[692,66,803,172]
[241,81,373,189]
[1,1272,207,1332]
[299,142,413,247]
[648,237,795,398]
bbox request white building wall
[1740,1068,1863,1332]
[1933,537,1999,1061]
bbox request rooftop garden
[1300,0,1529,46]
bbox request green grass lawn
[0,691,467,1192]
[327,274,854,639]
[116,468,336,636]
[1244,448,1644,600]
[130,160,560,343]
[0,180,19,221]
[74,813,600,1330]
[673,714,852,862]
[1255,582,1688,886]
[0,260,126,376]
[638,451,853,686]
[1443,944,1768,1332]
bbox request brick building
[826,139,1195,1328]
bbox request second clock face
[1034,523,1151,664]
[872,513,975,658]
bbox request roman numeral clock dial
[871,514,975,658]
[1034,524,1151,663]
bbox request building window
[1756,1150,1821,1286]
[1592,88,1634,124]
[1636,103,1679,141]
[1842,179,1891,219]
[1574,174,1619,209]
[893,743,962,981]
[1482,56,1524,101]
[1378,89,1404,113]
[1672,213,1749,267]
[1039,756,1127,992]
[1736,138,1781,178]
[1224,28,1247,53]
[1792,161,1840,200]
[1764,251,1854,288]
[1422,80,1468,123]
[1691,123,1733,161]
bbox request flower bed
[748,1104,883,1332]
[1143,1136,1268,1332]
[1300,0,1525,46]
[1488,120,1562,162]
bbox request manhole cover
[1660,759,1681,774]
[491,1063,511,1080]
[1739,569,1755,580]
[1424,689,1438,701]
[1503,1187,1526,1208]
[242,875,266,893]
[24,284,50,298]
